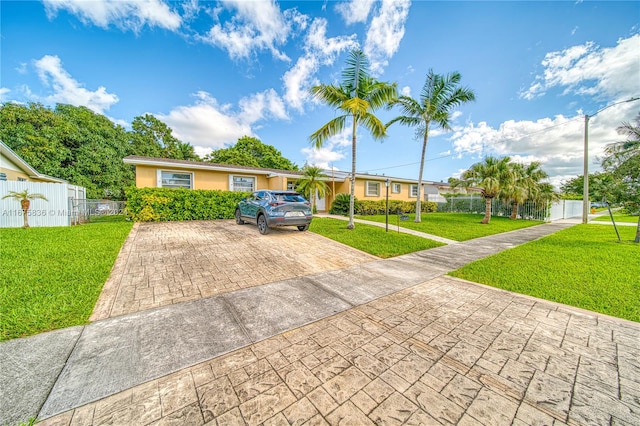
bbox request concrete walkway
[1,220,639,426]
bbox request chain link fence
[69,199,126,224]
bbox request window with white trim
[366,181,380,196]
[287,181,296,191]
[410,184,419,198]
[392,183,401,193]
[230,175,255,192]
[159,171,192,189]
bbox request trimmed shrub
[329,193,358,215]
[125,187,250,222]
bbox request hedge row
[125,187,249,222]
[329,193,437,216]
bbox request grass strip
[592,213,638,223]
[0,221,133,341]
[449,225,640,322]
[355,213,541,241]
[310,217,443,258]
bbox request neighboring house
[0,141,67,183]
[1,141,85,227]
[124,155,462,212]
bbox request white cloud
[400,86,411,96]
[364,0,411,75]
[201,0,298,60]
[42,0,182,32]
[450,101,639,184]
[239,88,289,123]
[33,55,119,114]
[335,0,375,25]
[0,88,10,102]
[301,128,351,168]
[157,92,251,150]
[157,89,289,152]
[283,18,358,111]
[521,33,640,100]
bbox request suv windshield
[273,193,306,202]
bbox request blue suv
[235,190,313,234]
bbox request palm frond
[309,115,348,148]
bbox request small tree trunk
[21,199,30,228]
[481,197,492,224]
[348,118,357,230]
[635,215,639,243]
[510,202,518,220]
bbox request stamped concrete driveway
[91,220,377,321]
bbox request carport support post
[385,178,390,232]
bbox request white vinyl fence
[0,181,86,228]
[428,195,583,222]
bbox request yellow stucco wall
[135,165,290,191]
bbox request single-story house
[124,155,464,212]
[1,141,85,227]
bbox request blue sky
[1,1,639,188]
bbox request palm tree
[296,165,330,213]
[451,156,512,224]
[603,113,640,243]
[2,189,48,228]
[386,70,475,222]
[309,50,397,229]
[502,161,548,219]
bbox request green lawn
[0,220,133,341]
[309,217,444,258]
[449,225,640,322]
[355,213,541,241]
[592,213,639,223]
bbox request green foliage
[450,225,640,322]
[330,193,357,215]
[0,102,200,199]
[357,199,437,215]
[130,114,199,161]
[357,213,540,241]
[309,218,443,258]
[125,187,249,222]
[0,221,133,341]
[205,136,298,170]
[296,166,330,212]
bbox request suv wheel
[257,214,270,234]
[297,224,309,232]
[235,209,245,225]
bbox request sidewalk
[2,220,639,426]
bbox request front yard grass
[0,220,133,341]
[355,213,541,241]
[449,225,639,322]
[592,213,638,223]
[309,217,444,258]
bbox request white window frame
[157,170,193,189]
[410,184,419,198]
[229,175,256,192]
[366,181,380,197]
[287,181,296,191]
[392,183,401,194]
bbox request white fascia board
[124,157,276,176]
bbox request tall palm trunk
[21,199,31,228]
[482,197,492,224]
[348,118,357,229]
[415,132,428,222]
[510,202,518,220]
[635,215,639,243]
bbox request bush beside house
[125,187,249,222]
[329,193,437,216]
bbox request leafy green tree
[296,166,330,213]
[205,136,298,170]
[130,114,199,161]
[386,70,475,222]
[2,190,47,228]
[309,50,397,229]
[602,113,640,242]
[450,156,512,224]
